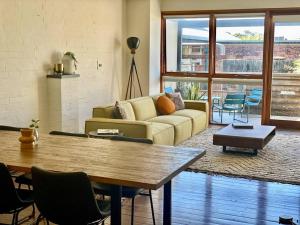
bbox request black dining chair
[31,166,111,225]
[0,125,33,190]
[49,130,88,138]
[0,125,22,131]
[0,163,35,225]
[93,136,156,225]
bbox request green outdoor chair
[213,93,246,123]
[244,88,263,122]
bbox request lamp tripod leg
[125,68,132,100]
[126,59,135,100]
[133,58,143,97]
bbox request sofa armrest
[85,118,153,140]
[184,100,208,112]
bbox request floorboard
[0,172,299,225]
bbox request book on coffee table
[97,129,119,135]
[232,123,254,129]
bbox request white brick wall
[0,0,125,132]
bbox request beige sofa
[85,94,208,145]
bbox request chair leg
[11,212,16,225]
[149,190,156,225]
[221,110,223,124]
[35,214,43,225]
[32,204,35,217]
[14,211,20,225]
[247,106,249,123]
[131,197,135,225]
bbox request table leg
[111,185,122,225]
[163,180,172,225]
[253,149,258,156]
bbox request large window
[162,8,300,128]
[216,16,265,74]
[166,17,210,73]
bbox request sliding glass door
[270,15,300,122]
[211,15,264,124]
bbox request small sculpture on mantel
[62,52,78,74]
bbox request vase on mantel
[33,128,39,145]
[62,54,76,74]
[19,128,35,150]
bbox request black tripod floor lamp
[125,37,143,100]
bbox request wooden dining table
[0,131,206,225]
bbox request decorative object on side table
[279,215,298,225]
[19,128,35,150]
[125,37,143,99]
[232,123,254,129]
[88,129,123,139]
[62,51,78,74]
[30,119,40,145]
[54,63,64,74]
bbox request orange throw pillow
[156,96,176,115]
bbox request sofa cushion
[150,122,174,146]
[151,93,165,105]
[118,101,136,120]
[166,92,185,110]
[93,105,115,118]
[113,101,128,119]
[156,96,176,115]
[93,101,135,120]
[172,109,207,135]
[148,115,192,145]
[128,97,157,121]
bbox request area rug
[180,126,300,185]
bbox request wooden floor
[1,172,299,225]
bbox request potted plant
[62,52,78,74]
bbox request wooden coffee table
[213,124,276,155]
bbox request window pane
[166,17,209,73]
[271,16,300,121]
[211,78,262,124]
[216,16,265,74]
[163,76,208,100]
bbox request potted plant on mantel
[62,52,78,74]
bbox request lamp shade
[127,37,140,54]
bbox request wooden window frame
[161,7,300,129]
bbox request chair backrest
[110,136,153,144]
[0,125,21,131]
[164,86,174,94]
[224,94,245,105]
[250,89,262,97]
[0,163,22,213]
[31,167,103,225]
[49,131,88,138]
